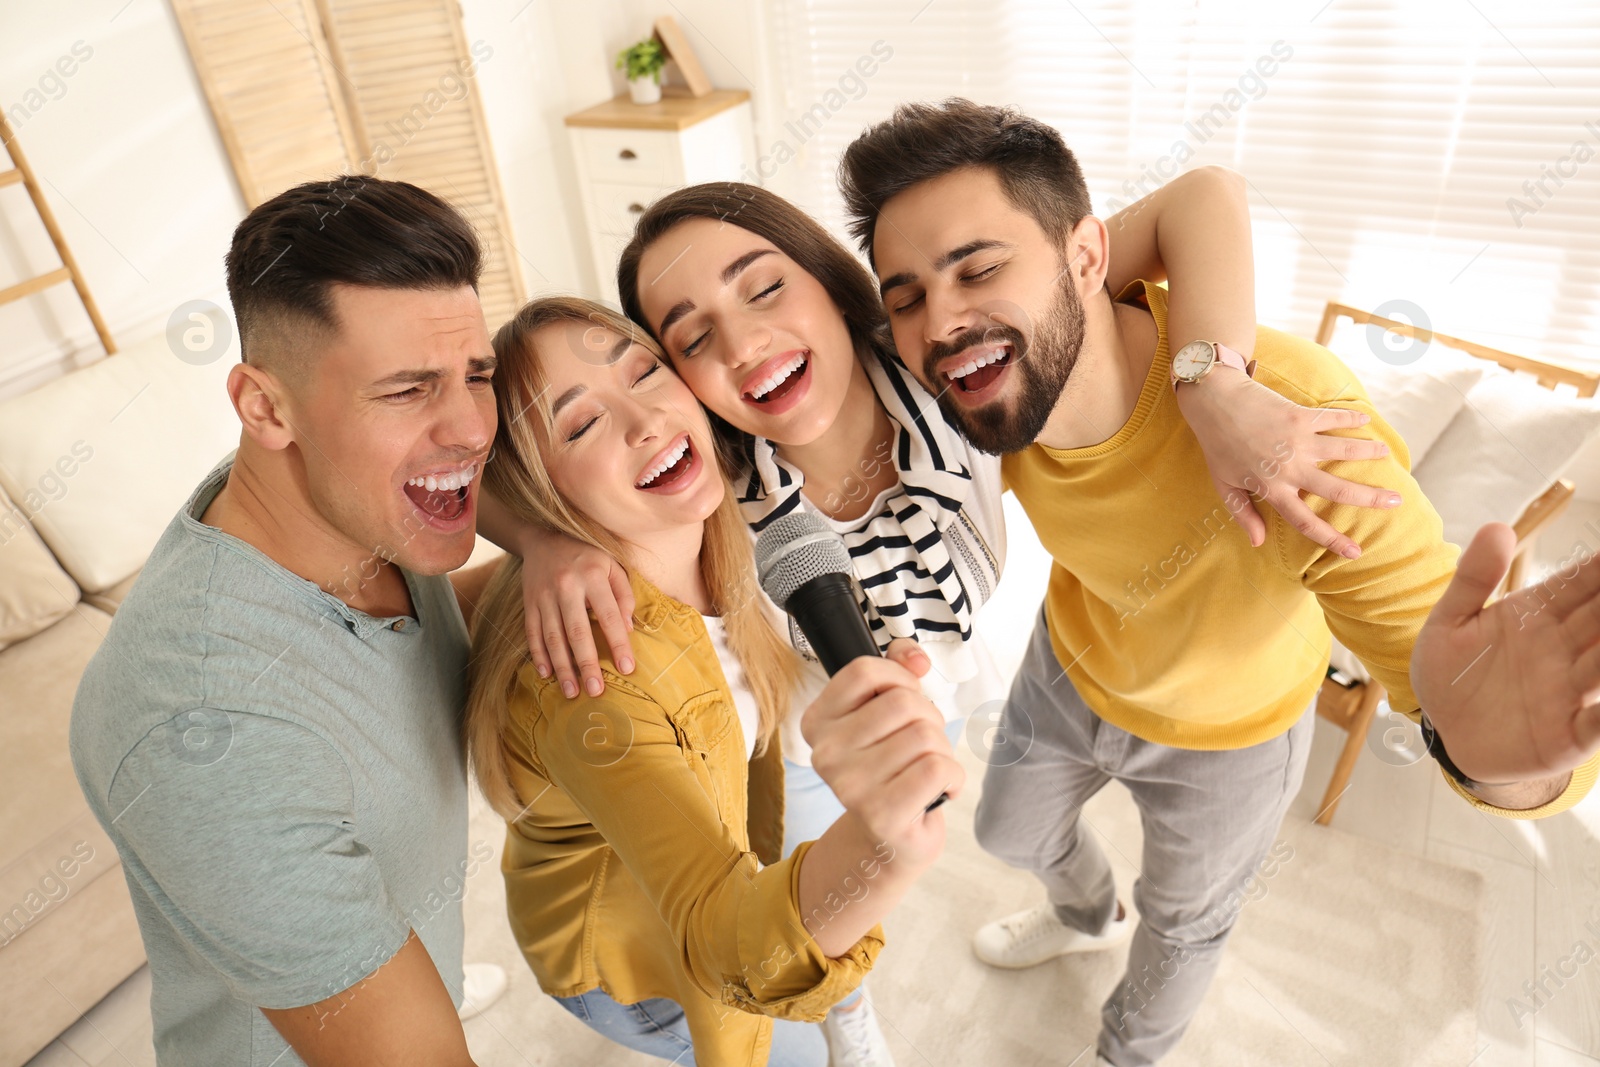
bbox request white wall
[0,1,771,399]
[609,1,797,202]
[500,0,781,292]
[455,0,608,301]
[0,0,243,400]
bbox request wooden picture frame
[653,15,713,97]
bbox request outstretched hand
[1411,522,1600,789]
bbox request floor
[25,498,1600,1066]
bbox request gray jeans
[975,608,1314,1067]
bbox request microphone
[755,510,948,812]
[755,510,878,675]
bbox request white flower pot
[628,76,661,105]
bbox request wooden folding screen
[168,0,356,208]
[315,0,523,324]
[170,0,524,324]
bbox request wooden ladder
[0,110,116,355]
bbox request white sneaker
[458,962,508,1021]
[973,901,1133,969]
[820,985,895,1066]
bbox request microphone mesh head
[754,510,853,608]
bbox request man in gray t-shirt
[73,457,473,1063]
[72,178,503,1066]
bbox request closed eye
[566,414,599,442]
[681,328,710,359]
[890,263,998,315]
[383,387,424,401]
[753,279,783,301]
[635,362,661,386]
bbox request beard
[923,273,1087,456]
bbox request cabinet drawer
[589,182,676,236]
[575,127,681,184]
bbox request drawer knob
[618,148,638,160]
[628,203,644,214]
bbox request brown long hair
[615,182,898,470]
[465,296,800,821]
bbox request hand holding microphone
[799,638,964,864]
[756,512,962,833]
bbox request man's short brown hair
[224,176,482,377]
[838,98,1093,264]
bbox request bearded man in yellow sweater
[838,99,1600,1067]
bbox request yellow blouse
[498,572,881,1066]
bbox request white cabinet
[565,88,758,307]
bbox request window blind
[767,0,1600,370]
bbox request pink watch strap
[1211,342,1250,375]
[1171,341,1257,392]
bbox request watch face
[1172,340,1215,381]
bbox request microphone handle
[785,573,950,812]
[786,572,880,676]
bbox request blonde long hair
[466,296,800,821]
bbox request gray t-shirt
[71,457,469,1066]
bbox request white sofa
[0,329,241,1065]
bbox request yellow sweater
[1002,280,1596,818]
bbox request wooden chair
[1310,302,1599,825]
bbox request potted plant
[616,37,667,104]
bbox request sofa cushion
[0,605,118,885]
[1413,368,1600,549]
[1322,319,1488,466]
[0,330,238,594]
[0,483,80,652]
[0,587,145,1064]
[0,863,145,1065]
[83,569,142,616]
[1330,369,1600,686]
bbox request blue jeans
[554,988,828,1066]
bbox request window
[769,0,1600,368]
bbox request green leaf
[615,38,666,83]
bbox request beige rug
[460,749,1485,1066]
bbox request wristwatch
[1171,339,1255,390]
[1418,709,1481,789]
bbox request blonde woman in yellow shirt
[465,297,962,1066]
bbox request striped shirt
[735,351,1007,740]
